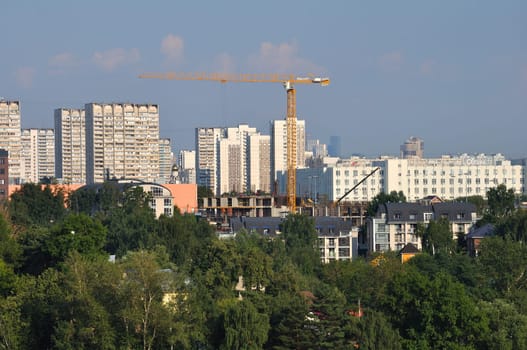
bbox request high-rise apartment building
[0,100,22,184]
[218,125,258,194]
[178,149,196,184]
[196,127,225,193]
[85,103,160,184]
[270,119,306,182]
[158,138,172,184]
[248,134,271,193]
[401,136,424,159]
[54,108,86,184]
[328,135,342,158]
[0,149,8,200]
[21,128,55,183]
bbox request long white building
[290,153,524,202]
[0,100,22,184]
[248,133,271,193]
[85,103,160,184]
[21,128,55,183]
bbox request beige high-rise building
[401,136,424,159]
[270,119,306,182]
[196,127,225,193]
[85,103,160,184]
[248,134,271,193]
[21,128,55,183]
[158,138,172,184]
[0,100,22,184]
[55,108,86,184]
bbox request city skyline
[1,1,526,158]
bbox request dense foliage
[1,183,527,349]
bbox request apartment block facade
[158,138,172,184]
[0,149,8,200]
[0,100,22,184]
[248,134,271,193]
[367,202,477,253]
[292,153,524,202]
[85,103,160,184]
[178,149,196,184]
[54,108,86,184]
[21,128,55,183]
[270,119,306,182]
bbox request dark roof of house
[382,202,431,223]
[379,201,476,223]
[466,223,495,239]
[399,243,420,254]
[229,216,353,236]
[432,202,476,222]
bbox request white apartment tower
[270,119,306,182]
[0,100,22,184]
[218,125,258,194]
[178,150,196,184]
[158,138,172,184]
[54,108,86,184]
[248,134,271,193]
[85,103,160,184]
[196,127,225,194]
[21,129,55,183]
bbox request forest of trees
[1,183,527,349]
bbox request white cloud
[378,51,404,72]
[49,52,78,67]
[14,67,36,88]
[161,34,184,65]
[92,48,140,71]
[248,41,324,74]
[419,59,436,75]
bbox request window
[164,198,172,206]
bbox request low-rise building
[229,216,359,262]
[367,202,477,253]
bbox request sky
[1,1,526,159]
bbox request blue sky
[2,1,526,158]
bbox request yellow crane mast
[138,72,329,213]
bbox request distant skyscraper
[196,127,224,193]
[248,134,271,193]
[401,136,424,159]
[21,128,55,183]
[270,119,306,182]
[218,125,258,194]
[158,138,172,184]
[328,135,341,157]
[85,103,160,184]
[55,108,86,184]
[307,139,328,158]
[178,149,196,184]
[0,100,22,184]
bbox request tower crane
[139,72,329,213]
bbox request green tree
[480,299,527,350]
[383,268,488,349]
[478,236,527,295]
[52,252,116,350]
[9,183,66,227]
[119,250,175,350]
[45,213,107,264]
[280,214,320,275]
[350,310,401,350]
[421,217,455,255]
[495,209,527,242]
[220,299,269,350]
[486,184,515,220]
[366,191,406,217]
